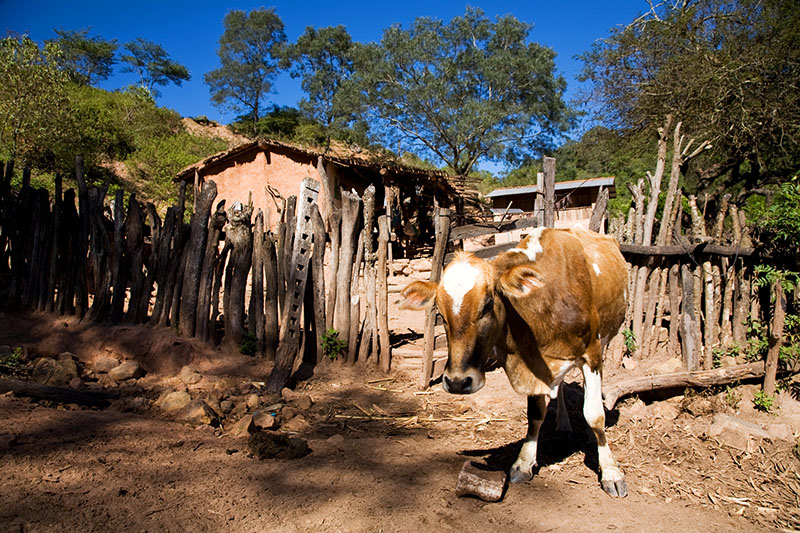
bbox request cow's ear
[400,281,438,310]
[498,265,546,298]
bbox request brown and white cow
[401,226,629,497]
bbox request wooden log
[110,189,127,324]
[376,215,391,373]
[124,196,146,323]
[588,187,609,233]
[359,185,377,365]
[448,216,539,242]
[604,362,766,410]
[680,263,700,370]
[279,195,297,317]
[455,460,506,502]
[420,208,451,389]
[222,201,254,352]
[263,232,279,360]
[764,281,786,396]
[157,185,188,326]
[250,210,266,354]
[0,377,119,408]
[56,189,79,315]
[179,180,217,337]
[667,263,681,356]
[139,202,162,321]
[45,172,63,313]
[197,200,226,342]
[74,156,89,318]
[333,189,361,357]
[210,242,231,345]
[266,178,320,393]
[326,210,342,330]
[86,187,112,322]
[347,230,365,363]
[542,156,555,228]
[149,206,176,326]
[310,206,327,363]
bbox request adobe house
[482,176,616,244]
[175,139,478,254]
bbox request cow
[400,226,629,497]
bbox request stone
[158,391,192,413]
[110,396,151,414]
[708,413,770,451]
[682,395,716,417]
[252,410,278,430]
[649,402,680,421]
[622,358,638,370]
[402,266,413,276]
[620,399,648,421]
[653,357,683,375]
[108,361,144,382]
[94,355,121,374]
[280,387,298,401]
[326,434,345,446]
[69,377,84,390]
[30,358,73,387]
[230,414,254,437]
[177,400,220,426]
[282,414,311,433]
[293,394,313,411]
[279,407,298,423]
[238,382,255,394]
[765,423,795,441]
[246,393,260,410]
[248,432,309,460]
[412,258,432,272]
[178,366,202,385]
[220,400,234,414]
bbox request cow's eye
[481,297,494,316]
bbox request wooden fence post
[377,215,391,373]
[196,200,227,342]
[222,201,254,352]
[764,281,786,396]
[419,208,451,389]
[333,189,362,360]
[250,210,266,354]
[267,178,320,393]
[359,185,378,365]
[543,157,555,228]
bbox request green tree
[120,38,190,98]
[48,28,117,86]
[283,25,364,147]
[204,8,286,135]
[579,0,800,199]
[355,7,571,177]
[0,35,71,169]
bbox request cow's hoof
[601,478,628,498]
[509,467,533,484]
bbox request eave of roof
[484,176,615,198]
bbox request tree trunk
[588,187,609,233]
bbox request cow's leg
[510,394,547,483]
[555,383,572,433]
[581,363,627,497]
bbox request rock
[108,361,144,382]
[220,400,234,414]
[238,382,255,394]
[620,399,647,421]
[402,266,413,276]
[622,358,638,370]
[214,377,238,398]
[682,395,716,417]
[177,400,220,426]
[252,410,278,430]
[765,423,795,441]
[653,357,683,374]
[282,414,311,433]
[455,460,506,502]
[245,393,260,410]
[69,377,84,390]
[650,402,680,421]
[94,355,121,374]
[157,391,191,413]
[110,396,151,414]
[178,366,202,385]
[412,258,432,272]
[293,394,313,411]
[0,346,11,358]
[326,434,345,446]
[230,414,254,437]
[279,407,298,423]
[57,352,80,376]
[708,413,770,450]
[280,387,298,401]
[248,432,310,460]
[31,357,73,387]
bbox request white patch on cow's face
[549,360,575,399]
[441,260,481,316]
[515,227,545,262]
[592,263,602,276]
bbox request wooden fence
[0,156,393,393]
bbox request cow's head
[401,253,510,394]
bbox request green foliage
[0,35,72,170]
[205,8,286,135]
[241,333,257,356]
[622,328,637,355]
[1,347,23,368]
[755,178,800,250]
[579,0,800,195]
[48,28,117,86]
[321,328,347,361]
[723,385,741,410]
[753,389,776,413]
[120,38,190,98]
[356,7,572,176]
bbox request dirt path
[1,311,798,532]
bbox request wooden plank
[444,242,517,264]
[619,242,755,257]
[448,216,538,242]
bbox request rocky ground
[1,291,799,532]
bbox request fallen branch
[0,377,119,408]
[603,362,766,410]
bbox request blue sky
[3,1,646,171]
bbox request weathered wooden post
[250,210,267,354]
[333,189,362,361]
[196,200,227,342]
[222,200,254,352]
[376,215,391,373]
[764,281,786,396]
[266,178,320,393]
[419,208,451,389]
[263,231,279,360]
[310,206,328,363]
[542,156,555,228]
[179,180,217,337]
[359,185,378,364]
[124,195,146,323]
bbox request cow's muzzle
[442,371,485,395]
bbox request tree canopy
[579,0,800,199]
[355,7,572,176]
[48,28,117,86]
[204,8,286,135]
[120,38,190,98]
[282,25,364,147]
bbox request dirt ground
[1,309,799,533]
